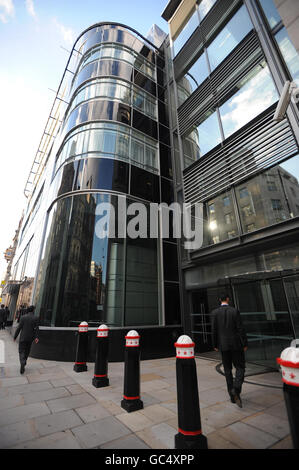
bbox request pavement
[0,328,293,450]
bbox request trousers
[221,349,245,395]
[19,341,32,366]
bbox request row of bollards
[73,322,208,449]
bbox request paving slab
[46,393,97,413]
[0,418,40,448]
[242,412,291,439]
[71,416,131,449]
[11,430,83,449]
[136,423,177,449]
[75,403,111,423]
[101,434,150,449]
[217,421,280,449]
[23,387,70,405]
[0,402,50,427]
[34,410,83,436]
[115,411,154,432]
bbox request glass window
[259,0,281,30]
[207,6,253,72]
[275,28,299,87]
[173,9,199,57]
[198,0,217,22]
[195,111,222,157]
[178,53,210,106]
[235,156,299,234]
[219,62,278,139]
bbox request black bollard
[277,347,299,449]
[92,324,110,388]
[174,335,208,450]
[73,322,88,373]
[121,330,143,413]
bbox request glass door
[283,275,299,339]
[233,278,294,368]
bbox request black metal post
[92,324,110,388]
[175,335,208,450]
[277,347,299,449]
[121,330,143,413]
[73,322,88,373]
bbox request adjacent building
[7,0,299,368]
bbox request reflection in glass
[259,0,281,30]
[173,10,199,57]
[198,0,217,21]
[219,61,278,139]
[201,155,299,246]
[35,194,161,327]
[177,53,210,106]
[275,28,299,87]
[207,6,253,71]
[55,122,159,175]
[194,111,222,157]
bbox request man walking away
[0,305,5,329]
[211,294,248,408]
[4,306,10,328]
[14,306,39,374]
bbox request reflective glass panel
[259,0,281,30]
[198,0,217,22]
[275,27,299,87]
[235,155,299,234]
[173,9,199,57]
[207,5,253,71]
[219,62,278,139]
[195,111,222,157]
[203,190,239,246]
[178,53,210,106]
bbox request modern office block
[6,1,299,368]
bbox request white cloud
[53,18,74,47]
[0,0,14,23]
[25,0,37,19]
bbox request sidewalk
[0,328,293,449]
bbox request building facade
[8,0,299,367]
[162,0,299,369]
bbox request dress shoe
[20,364,25,374]
[234,394,242,408]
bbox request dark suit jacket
[211,305,248,352]
[14,313,39,343]
[0,309,5,323]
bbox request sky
[0,0,168,280]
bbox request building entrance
[190,270,299,369]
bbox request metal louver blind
[183,104,299,204]
[178,31,264,136]
[173,0,242,80]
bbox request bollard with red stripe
[92,324,110,388]
[121,330,143,413]
[174,335,208,449]
[277,347,299,449]
[73,322,88,373]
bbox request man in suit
[211,294,248,408]
[14,305,39,374]
[0,305,5,329]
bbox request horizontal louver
[183,104,299,204]
[178,31,264,136]
[173,0,242,80]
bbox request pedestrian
[0,305,5,329]
[13,305,39,374]
[211,294,248,408]
[4,306,10,328]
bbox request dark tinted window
[163,242,179,281]
[130,165,160,202]
[133,110,158,139]
[134,71,156,96]
[164,283,181,325]
[159,143,173,179]
[82,158,129,192]
[159,124,171,146]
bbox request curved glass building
[9,23,182,361]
